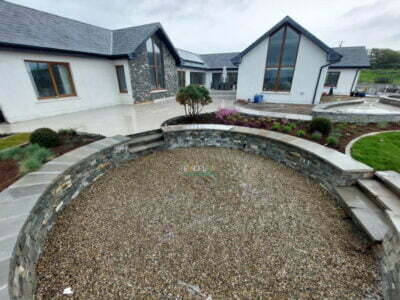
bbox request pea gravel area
[36,148,382,299]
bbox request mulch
[0,159,20,192]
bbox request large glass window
[115,65,128,93]
[178,71,186,89]
[26,61,76,99]
[324,71,340,87]
[146,37,165,90]
[263,26,300,92]
[190,72,205,85]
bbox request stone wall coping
[312,99,365,113]
[0,135,130,299]
[234,104,312,121]
[161,124,373,173]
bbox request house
[323,46,370,96]
[176,49,239,90]
[0,0,181,122]
[232,16,370,104]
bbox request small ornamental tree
[176,85,212,118]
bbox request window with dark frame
[324,71,340,87]
[25,61,76,99]
[146,37,165,90]
[115,65,128,93]
[190,72,205,85]
[263,25,300,92]
[178,71,186,89]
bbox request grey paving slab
[128,133,163,145]
[376,171,400,197]
[0,258,10,290]
[129,141,164,153]
[358,179,400,213]
[0,215,25,241]
[0,235,17,262]
[335,186,380,210]
[11,172,58,188]
[0,286,9,300]
[38,162,71,173]
[0,195,37,222]
[6,184,48,200]
[351,208,390,241]
[386,211,400,235]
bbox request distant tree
[370,48,400,69]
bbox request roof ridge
[200,52,240,56]
[113,22,161,32]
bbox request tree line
[370,48,400,69]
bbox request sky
[8,0,400,53]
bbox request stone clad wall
[127,34,178,102]
[382,229,400,299]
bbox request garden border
[345,130,400,155]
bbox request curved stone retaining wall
[380,95,400,107]
[313,99,400,123]
[2,124,399,299]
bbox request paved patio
[0,99,233,137]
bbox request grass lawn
[359,69,400,84]
[351,131,400,172]
[0,133,31,152]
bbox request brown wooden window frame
[178,70,186,89]
[263,25,301,92]
[146,37,165,90]
[25,60,77,100]
[115,65,128,93]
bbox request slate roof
[201,52,239,69]
[176,49,207,69]
[231,16,342,65]
[0,0,180,62]
[330,46,370,68]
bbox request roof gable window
[263,25,300,92]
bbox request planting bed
[163,112,400,153]
[36,148,381,299]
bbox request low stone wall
[313,99,400,123]
[382,223,400,299]
[380,95,400,107]
[162,124,373,192]
[2,132,165,299]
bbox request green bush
[21,157,42,173]
[327,136,339,146]
[311,131,322,140]
[0,146,25,161]
[176,85,212,118]
[30,128,60,148]
[378,122,388,129]
[271,122,281,131]
[310,118,332,136]
[58,128,77,136]
[296,129,306,137]
[282,125,292,133]
[32,147,53,162]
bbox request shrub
[310,118,332,136]
[288,122,298,130]
[327,136,339,146]
[378,122,388,129]
[282,125,292,133]
[0,146,24,161]
[21,157,42,173]
[271,122,282,131]
[296,129,306,137]
[32,147,53,162]
[176,85,212,118]
[311,131,322,140]
[58,128,77,136]
[30,128,60,148]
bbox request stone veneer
[127,34,179,102]
[3,124,400,299]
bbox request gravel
[36,148,382,299]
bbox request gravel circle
[36,148,382,299]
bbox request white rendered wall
[236,34,329,104]
[323,68,359,96]
[0,51,132,122]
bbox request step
[376,171,400,197]
[358,179,400,214]
[335,186,391,241]
[127,133,163,147]
[129,141,164,153]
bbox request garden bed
[162,112,400,153]
[0,131,103,192]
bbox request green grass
[359,69,400,84]
[351,132,400,172]
[0,133,31,152]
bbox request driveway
[0,99,233,137]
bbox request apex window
[26,61,76,99]
[263,26,300,92]
[146,37,165,90]
[324,71,340,87]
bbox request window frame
[178,70,186,89]
[324,71,341,88]
[115,65,128,94]
[25,60,77,100]
[190,72,206,85]
[263,25,301,93]
[146,37,165,90]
